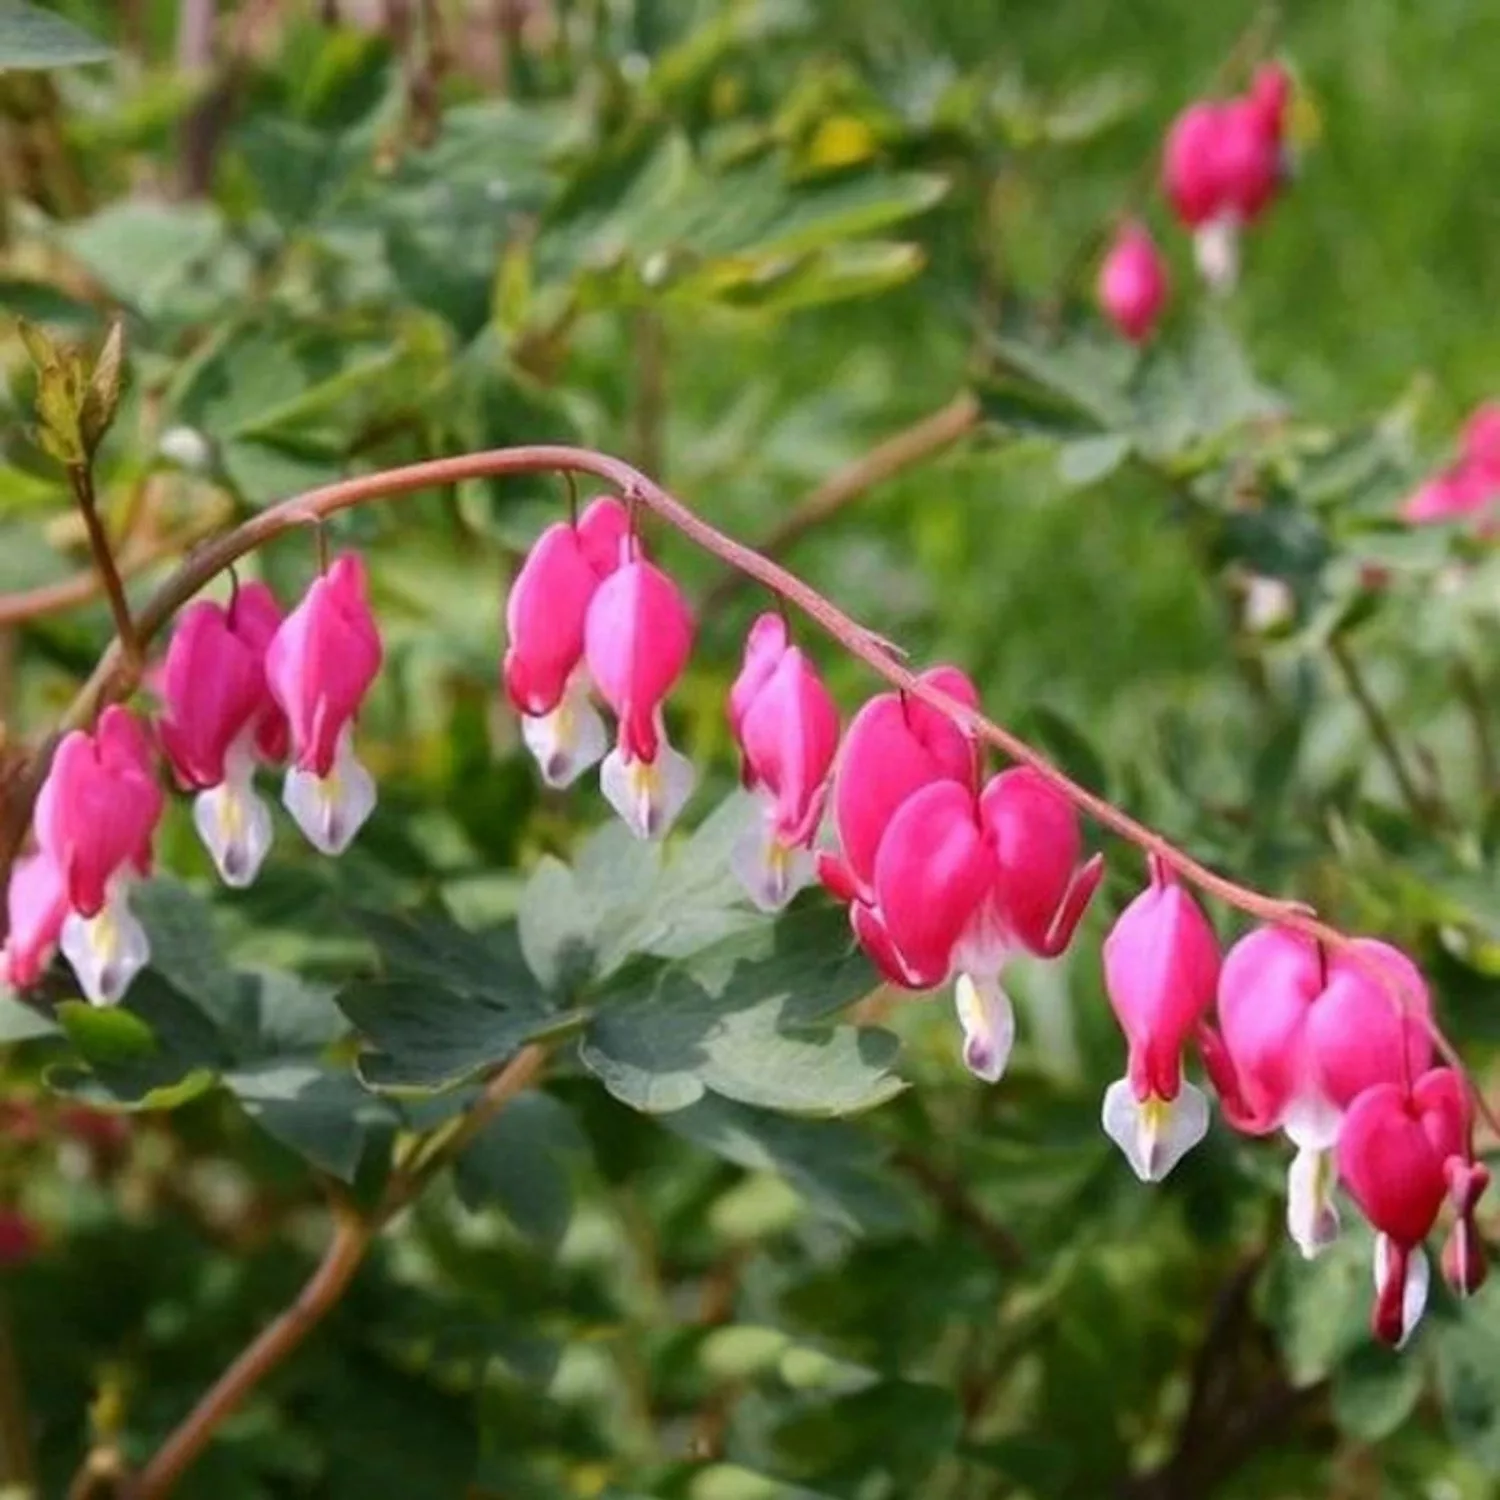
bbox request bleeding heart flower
[816,667,978,908]
[0,852,68,991]
[265,553,384,856]
[868,767,1101,1083]
[1098,221,1169,344]
[1207,928,1432,1259]
[727,614,840,911]
[1100,855,1220,1182]
[1337,1068,1469,1346]
[33,706,163,1007]
[1442,1155,1491,1298]
[504,497,629,788]
[158,583,286,888]
[584,554,696,839]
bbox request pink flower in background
[727,614,840,911]
[505,497,630,788]
[1098,221,1169,343]
[33,706,163,1006]
[158,583,286,888]
[1205,928,1433,1258]
[1337,1068,1469,1346]
[265,554,384,856]
[0,852,68,991]
[1101,856,1220,1182]
[584,555,696,839]
[866,767,1101,1082]
[1399,400,1500,526]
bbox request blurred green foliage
[1,1,1499,1498]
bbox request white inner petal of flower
[1374,1234,1431,1349]
[1102,1079,1209,1184]
[194,739,273,888]
[1286,1144,1341,1260]
[954,972,1015,1084]
[522,677,607,789]
[60,881,150,1008]
[1193,212,1241,294]
[600,738,696,841]
[730,805,814,913]
[283,726,376,856]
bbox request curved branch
[1,443,1489,1134]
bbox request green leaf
[0,992,59,1042]
[336,977,562,1092]
[134,879,252,1040]
[1056,432,1132,489]
[454,1092,587,1248]
[1435,1282,1500,1472]
[1332,1341,1425,1441]
[660,1096,916,1234]
[351,907,551,1007]
[0,2,110,70]
[57,1001,157,1065]
[225,1061,383,1181]
[1265,1230,1374,1386]
[579,912,898,1117]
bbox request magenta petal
[503,523,600,718]
[583,559,694,763]
[728,613,788,743]
[0,852,68,989]
[1337,1078,1452,1249]
[873,780,994,986]
[1216,926,1321,1131]
[738,644,840,846]
[1099,220,1169,344]
[265,554,383,778]
[575,496,632,578]
[982,768,1090,958]
[1102,867,1220,1102]
[1309,939,1432,1111]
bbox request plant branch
[1452,660,1498,803]
[702,391,981,612]
[66,464,141,670]
[123,1044,547,1500]
[1,444,1490,1134]
[1326,635,1430,821]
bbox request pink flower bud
[1100,856,1220,1181]
[584,555,696,839]
[1249,61,1292,142]
[1098,221,1168,343]
[727,614,841,911]
[1216,97,1282,221]
[0,852,67,991]
[1442,1157,1491,1298]
[1163,101,1226,229]
[265,554,384,855]
[33,706,162,1006]
[1337,1068,1469,1346]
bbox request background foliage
[2,1,1500,1497]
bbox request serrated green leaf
[454,1092,586,1248]
[225,1061,385,1181]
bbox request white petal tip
[522,692,607,789]
[283,733,376,856]
[601,742,696,841]
[1287,1146,1341,1260]
[1102,1079,1209,1183]
[955,973,1015,1085]
[1375,1236,1430,1349]
[194,780,273,889]
[60,894,150,1008]
[730,814,814,913]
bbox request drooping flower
[264,554,384,856]
[504,497,630,788]
[1101,855,1221,1182]
[727,614,840,911]
[583,553,695,839]
[1442,1154,1491,1299]
[867,767,1102,1083]
[1400,402,1500,528]
[158,583,286,888]
[816,667,979,909]
[1205,928,1433,1258]
[0,852,68,991]
[33,706,163,1006]
[1337,1067,1469,1346]
[1098,221,1169,344]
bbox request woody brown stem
[122,1043,546,1500]
[66,464,141,670]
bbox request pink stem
[17,444,1497,1136]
